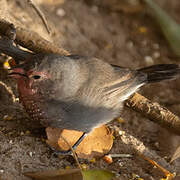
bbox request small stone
[20,131,24,136]
[119,162,123,167]
[152,51,160,59]
[132,173,141,179]
[152,43,160,50]
[119,130,125,136]
[154,142,159,148]
[3,115,13,121]
[103,155,113,164]
[15,98,19,102]
[56,8,66,17]
[29,151,33,157]
[0,169,4,173]
[9,140,13,144]
[144,56,154,66]
[126,41,134,49]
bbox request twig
[0,19,70,57]
[60,135,82,171]
[15,26,70,56]
[126,93,180,135]
[27,0,51,34]
[108,154,133,158]
[0,81,16,102]
[120,132,177,175]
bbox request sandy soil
[0,0,180,179]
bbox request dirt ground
[0,0,180,179]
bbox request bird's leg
[53,132,87,155]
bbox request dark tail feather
[137,64,180,83]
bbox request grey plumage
[9,54,180,152]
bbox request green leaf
[82,169,115,180]
[144,0,180,57]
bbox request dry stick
[15,26,70,56]
[27,0,51,34]
[126,93,180,135]
[0,81,16,102]
[0,19,70,57]
[120,132,176,176]
[0,19,180,136]
[60,135,82,171]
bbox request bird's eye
[32,75,41,80]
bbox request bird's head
[8,54,60,98]
[8,53,83,100]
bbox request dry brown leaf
[46,127,62,150]
[24,168,82,180]
[46,125,113,159]
[171,145,180,163]
[24,168,116,180]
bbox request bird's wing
[101,65,147,101]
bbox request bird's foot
[51,132,87,156]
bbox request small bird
[8,53,180,154]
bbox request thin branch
[0,81,16,102]
[126,93,180,135]
[0,19,70,58]
[60,135,82,171]
[27,0,51,34]
[121,132,177,176]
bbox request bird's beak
[8,67,28,78]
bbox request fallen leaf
[24,169,115,180]
[24,169,82,180]
[82,169,115,180]
[46,125,113,159]
[46,127,62,150]
[170,145,180,163]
